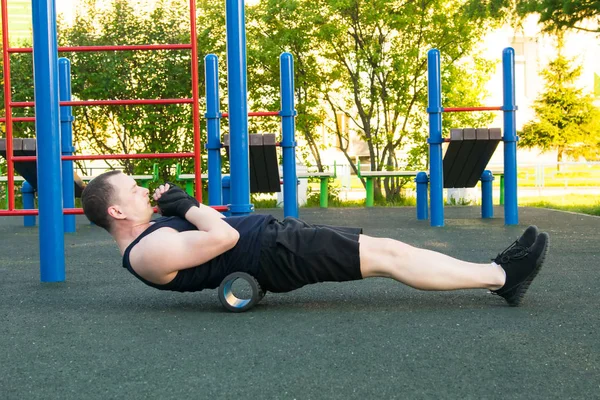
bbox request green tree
[59,0,220,178]
[520,42,600,163]
[305,0,497,200]
[480,0,599,34]
[246,0,329,172]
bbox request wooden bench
[359,170,422,207]
[359,128,502,209]
[488,168,505,205]
[175,164,335,208]
[297,171,335,208]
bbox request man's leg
[358,235,505,291]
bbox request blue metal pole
[415,172,428,220]
[221,176,231,217]
[427,49,444,227]
[225,0,252,216]
[481,170,494,219]
[280,52,298,218]
[32,0,65,282]
[204,54,223,206]
[502,48,519,225]
[59,58,75,233]
[21,181,36,227]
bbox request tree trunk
[557,147,564,172]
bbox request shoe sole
[504,232,549,306]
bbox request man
[81,170,549,307]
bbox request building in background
[5,0,31,44]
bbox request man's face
[108,173,154,222]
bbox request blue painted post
[415,172,428,220]
[21,181,36,227]
[502,48,519,225]
[280,52,298,218]
[32,0,65,282]
[59,58,75,233]
[221,176,231,217]
[481,170,494,219]
[205,54,223,206]
[225,0,253,216]
[427,49,444,227]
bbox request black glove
[156,183,200,218]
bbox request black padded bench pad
[443,128,501,188]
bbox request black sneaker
[492,232,549,306]
[517,225,538,248]
[492,226,539,266]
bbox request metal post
[189,0,203,202]
[280,52,298,218]
[416,172,429,220]
[205,54,223,206]
[1,0,16,210]
[32,0,65,281]
[502,48,518,225]
[21,181,36,227]
[427,49,444,227]
[59,58,75,233]
[365,178,374,207]
[225,0,252,215]
[221,176,231,217]
[481,170,494,218]
[319,177,328,208]
[499,175,505,205]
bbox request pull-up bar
[426,48,518,228]
[443,106,503,112]
[8,44,193,53]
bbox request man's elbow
[225,228,240,249]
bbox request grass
[2,181,598,217]
[520,194,600,216]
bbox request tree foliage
[2,0,504,201]
[245,0,499,199]
[60,0,209,178]
[479,0,599,33]
[521,0,599,33]
[307,0,497,198]
[246,0,328,170]
[520,42,600,162]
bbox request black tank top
[122,214,275,292]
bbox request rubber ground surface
[0,206,598,399]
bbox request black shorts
[256,217,363,293]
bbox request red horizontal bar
[443,106,503,112]
[12,153,195,162]
[0,208,83,216]
[0,117,35,122]
[221,111,279,118]
[0,205,229,216]
[8,44,193,53]
[11,99,193,107]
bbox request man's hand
[154,183,200,218]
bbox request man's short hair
[81,170,122,232]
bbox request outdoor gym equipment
[218,272,265,313]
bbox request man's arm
[130,224,239,284]
[128,184,240,284]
